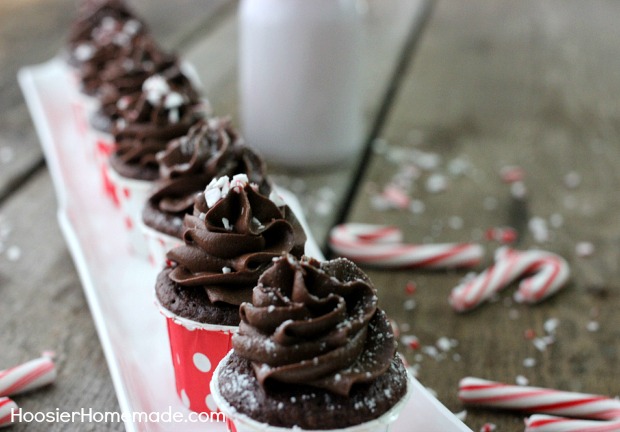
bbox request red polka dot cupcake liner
[106,166,154,257]
[157,301,236,415]
[139,221,182,269]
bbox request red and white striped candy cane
[459,377,620,421]
[525,415,620,432]
[0,397,18,428]
[449,247,569,312]
[329,223,484,269]
[0,354,56,397]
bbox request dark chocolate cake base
[156,267,240,326]
[217,352,409,430]
[109,153,160,181]
[142,200,185,238]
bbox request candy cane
[525,415,620,432]
[329,223,484,269]
[0,397,18,428]
[459,377,620,421]
[449,247,569,312]
[0,354,56,397]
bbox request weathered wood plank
[0,170,124,431]
[0,0,232,203]
[183,0,432,248]
[341,1,620,430]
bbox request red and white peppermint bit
[0,355,56,397]
[0,397,17,428]
[485,226,518,244]
[459,377,620,421]
[449,247,570,312]
[525,415,620,432]
[329,223,484,269]
[500,165,525,183]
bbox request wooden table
[2,1,620,431]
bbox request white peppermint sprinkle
[533,338,548,352]
[425,173,448,193]
[143,75,170,105]
[403,299,416,311]
[454,410,467,421]
[198,212,206,221]
[168,109,180,124]
[204,188,222,208]
[529,216,550,243]
[222,218,232,231]
[564,171,582,189]
[511,181,528,199]
[523,357,537,368]
[436,337,453,352]
[544,318,559,334]
[586,321,600,332]
[516,375,529,386]
[222,267,231,274]
[165,92,185,109]
[576,241,595,257]
[74,43,95,61]
[269,190,286,207]
[123,19,141,35]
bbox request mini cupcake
[210,255,411,431]
[156,174,307,414]
[105,70,207,251]
[65,0,148,138]
[141,117,271,266]
[88,36,181,162]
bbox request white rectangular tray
[18,58,471,432]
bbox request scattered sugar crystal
[449,216,464,230]
[483,196,498,211]
[564,171,582,189]
[511,181,527,199]
[529,216,550,243]
[403,299,416,311]
[426,174,448,193]
[436,337,453,352]
[533,338,548,352]
[516,375,529,386]
[454,410,467,421]
[448,158,470,176]
[586,321,600,332]
[576,241,595,257]
[544,318,559,334]
[409,199,426,214]
[523,357,537,368]
[549,213,564,228]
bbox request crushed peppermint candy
[500,165,525,183]
[575,241,595,257]
[204,175,252,208]
[515,375,530,386]
[222,267,231,274]
[143,75,171,105]
[480,422,497,432]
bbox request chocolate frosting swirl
[166,176,306,306]
[144,119,272,237]
[67,0,145,68]
[90,36,179,132]
[233,256,397,397]
[111,71,206,180]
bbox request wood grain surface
[342,1,620,431]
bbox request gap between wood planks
[331,0,436,240]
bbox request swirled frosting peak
[233,255,397,397]
[166,175,306,306]
[111,71,206,179]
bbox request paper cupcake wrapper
[106,167,154,257]
[210,350,412,432]
[139,221,183,268]
[158,301,237,416]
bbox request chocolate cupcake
[140,118,271,266]
[104,70,207,251]
[211,255,411,431]
[156,175,307,414]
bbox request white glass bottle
[239,0,364,168]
